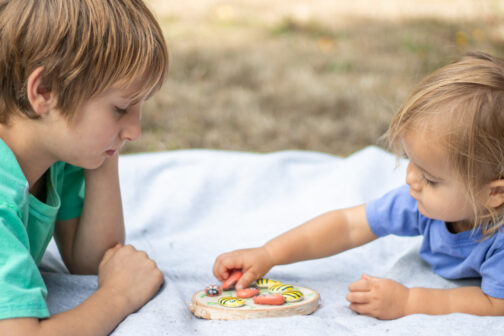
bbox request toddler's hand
[346,274,410,320]
[213,247,274,290]
[98,244,164,314]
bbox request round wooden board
[189,285,320,320]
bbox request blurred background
[125,0,504,156]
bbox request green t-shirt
[0,139,84,320]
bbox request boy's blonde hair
[387,51,504,236]
[0,0,168,123]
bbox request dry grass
[123,0,504,156]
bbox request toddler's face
[47,84,144,169]
[401,129,475,227]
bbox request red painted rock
[236,288,260,298]
[253,294,285,305]
[222,270,243,290]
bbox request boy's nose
[405,162,422,191]
[121,110,142,142]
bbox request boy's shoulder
[0,139,29,207]
[0,139,78,207]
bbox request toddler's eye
[423,175,438,186]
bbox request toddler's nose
[406,162,422,191]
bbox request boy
[0,0,168,334]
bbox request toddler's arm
[0,244,163,336]
[347,274,504,319]
[55,155,125,274]
[214,204,378,289]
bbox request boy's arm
[0,290,127,336]
[214,204,378,288]
[347,275,504,319]
[0,244,164,336]
[55,155,125,274]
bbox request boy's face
[47,84,144,169]
[401,128,476,227]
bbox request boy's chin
[68,157,107,170]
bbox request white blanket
[41,147,504,335]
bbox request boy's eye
[114,106,128,115]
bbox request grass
[123,3,504,156]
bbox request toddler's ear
[485,180,504,208]
[26,66,54,116]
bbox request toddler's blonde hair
[0,0,168,123]
[387,51,504,236]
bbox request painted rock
[236,287,260,298]
[205,285,222,297]
[222,270,243,290]
[255,278,282,288]
[282,290,304,302]
[218,296,245,308]
[253,294,285,305]
[268,284,295,294]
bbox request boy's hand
[346,274,410,320]
[213,247,275,290]
[98,244,164,314]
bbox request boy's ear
[485,179,504,208]
[26,66,54,116]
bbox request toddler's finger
[235,270,257,290]
[212,261,230,281]
[212,259,228,280]
[346,291,369,304]
[349,302,372,316]
[362,273,380,281]
[348,278,371,292]
[214,257,243,280]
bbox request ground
[124,0,504,156]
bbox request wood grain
[189,285,320,320]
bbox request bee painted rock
[282,290,304,302]
[255,278,282,289]
[218,296,245,308]
[205,285,222,297]
[268,284,295,294]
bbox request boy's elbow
[0,317,42,336]
[67,261,99,275]
[65,255,99,275]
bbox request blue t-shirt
[366,185,504,299]
[0,139,84,319]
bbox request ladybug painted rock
[205,285,222,297]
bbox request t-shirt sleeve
[365,185,423,237]
[480,239,504,299]
[56,164,85,221]
[0,204,49,320]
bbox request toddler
[214,52,504,319]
